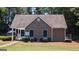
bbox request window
[21,30,24,36]
[25,32,29,36]
[43,30,47,37]
[30,30,34,37]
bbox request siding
[25,18,51,41]
[53,28,65,42]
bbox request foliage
[0,8,9,35]
[0,8,8,21]
[30,37,37,42]
[0,21,9,35]
[22,37,30,42]
[0,36,11,41]
[0,36,11,39]
[15,7,27,14]
[0,36,15,41]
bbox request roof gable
[11,15,67,29]
[25,17,51,29]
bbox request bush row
[21,37,37,42]
[22,37,51,42]
[0,36,15,41]
[0,36,51,42]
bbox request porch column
[20,29,21,38]
[18,29,20,38]
[17,29,21,40]
[12,28,14,41]
[15,29,16,36]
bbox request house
[11,14,67,42]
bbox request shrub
[22,37,30,42]
[40,37,51,42]
[64,39,72,43]
[30,37,37,42]
[43,39,48,42]
[40,38,48,42]
[40,38,43,42]
[47,37,51,42]
[0,36,15,41]
[34,38,37,42]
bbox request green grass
[1,42,79,51]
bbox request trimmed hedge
[30,38,37,42]
[40,37,51,42]
[0,36,15,41]
[64,39,72,43]
[22,37,37,42]
[22,38,30,42]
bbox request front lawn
[1,41,79,51]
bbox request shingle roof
[11,14,67,29]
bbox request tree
[0,8,9,35]
[36,7,53,14]
[27,7,36,14]
[70,8,79,26]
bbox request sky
[0,0,79,7]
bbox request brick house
[11,14,67,42]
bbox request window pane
[43,30,47,37]
[25,32,29,36]
[30,30,34,37]
[21,30,24,36]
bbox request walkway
[0,41,19,48]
